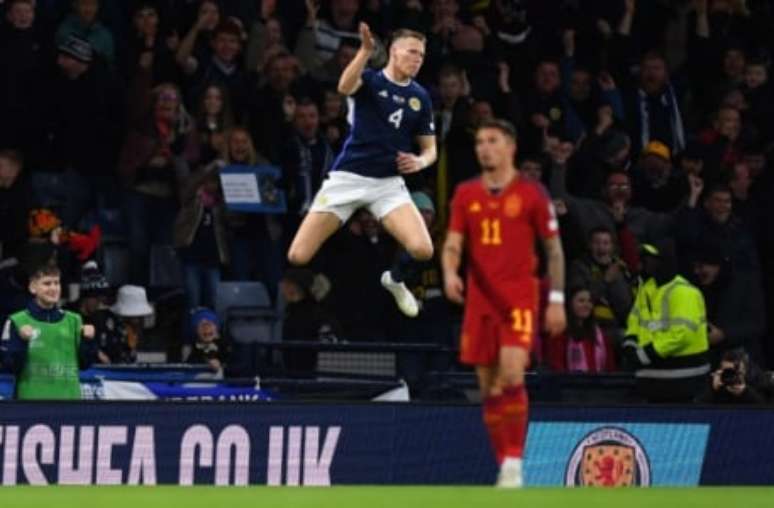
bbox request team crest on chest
[409,97,421,111]
[468,201,482,213]
[504,195,522,218]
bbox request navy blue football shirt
[332,68,435,178]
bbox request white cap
[111,285,153,317]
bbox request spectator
[314,0,361,67]
[741,57,774,141]
[676,182,760,274]
[544,286,618,374]
[631,140,689,212]
[280,97,334,239]
[109,285,154,362]
[245,0,318,78]
[434,64,470,143]
[186,307,224,376]
[318,86,349,152]
[692,246,765,367]
[186,19,251,123]
[280,268,339,373]
[195,84,235,164]
[27,208,102,281]
[728,160,756,226]
[560,30,624,143]
[622,241,710,403]
[0,150,31,261]
[1,261,97,399]
[621,51,686,157]
[552,163,672,247]
[56,0,115,64]
[248,51,308,162]
[119,67,199,285]
[569,227,636,334]
[0,0,48,162]
[122,1,179,85]
[43,34,124,228]
[74,261,134,364]
[425,0,485,83]
[695,349,766,404]
[445,98,495,196]
[695,105,745,186]
[175,0,220,76]
[307,35,359,88]
[173,160,229,321]
[219,127,280,294]
[522,59,565,153]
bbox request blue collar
[27,300,65,323]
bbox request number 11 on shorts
[511,308,533,333]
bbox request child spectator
[75,261,134,364]
[109,285,154,362]
[186,306,224,375]
[1,261,96,399]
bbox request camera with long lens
[720,366,742,386]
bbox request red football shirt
[448,176,558,317]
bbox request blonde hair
[151,82,193,135]
[222,126,258,165]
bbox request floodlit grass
[2,486,773,508]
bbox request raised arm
[337,23,375,95]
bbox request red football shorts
[459,287,538,366]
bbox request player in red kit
[442,119,566,488]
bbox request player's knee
[498,370,525,389]
[287,246,310,266]
[407,241,434,261]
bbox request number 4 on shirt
[388,108,403,129]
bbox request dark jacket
[42,57,124,174]
[173,162,230,264]
[0,175,31,260]
[697,264,766,366]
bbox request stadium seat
[217,281,279,376]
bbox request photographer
[696,350,766,405]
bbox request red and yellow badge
[468,201,482,213]
[580,445,635,487]
[504,194,522,218]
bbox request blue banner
[220,164,286,214]
[0,403,772,486]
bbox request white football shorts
[309,170,413,223]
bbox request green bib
[10,309,83,400]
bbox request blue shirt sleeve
[416,91,435,136]
[78,336,99,370]
[1,319,29,375]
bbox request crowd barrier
[0,402,772,486]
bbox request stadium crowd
[2,0,774,402]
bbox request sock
[389,250,418,283]
[500,385,528,459]
[483,394,505,465]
